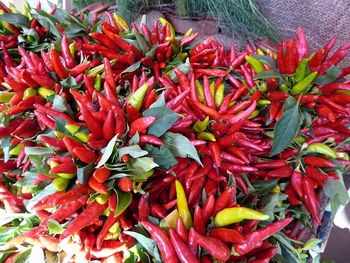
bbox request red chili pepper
[139,134,164,147]
[305,166,329,184]
[302,177,321,224]
[290,170,303,197]
[213,185,236,215]
[202,194,215,223]
[190,101,221,121]
[190,227,230,262]
[233,218,293,255]
[50,50,68,80]
[166,89,190,109]
[209,228,245,243]
[141,221,177,263]
[169,229,200,263]
[61,34,75,69]
[73,147,97,164]
[285,186,302,206]
[304,156,337,168]
[266,166,293,178]
[129,116,156,136]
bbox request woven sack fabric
[258,0,350,65]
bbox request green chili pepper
[128,83,149,111]
[175,180,192,229]
[215,83,225,108]
[295,58,309,82]
[0,92,15,103]
[258,99,271,106]
[195,80,205,103]
[96,193,110,205]
[193,116,209,133]
[87,60,116,76]
[53,177,69,191]
[69,43,76,58]
[279,83,289,92]
[307,143,337,158]
[248,109,260,119]
[291,71,318,95]
[23,87,37,99]
[257,49,265,55]
[198,131,216,141]
[94,74,101,91]
[245,55,264,73]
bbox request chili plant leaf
[254,70,282,80]
[0,13,29,27]
[271,97,301,156]
[143,107,180,137]
[144,145,178,170]
[31,9,61,39]
[313,66,341,86]
[60,76,83,89]
[120,61,141,78]
[47,219,65,235]
[161,132,202,165]
[14,248,32,263]
[124,231,162,263]
[115,190,132,217]
[96,134,120,168]
[150,92,165,108]
[76,162,94,184]
[118,145,148,160]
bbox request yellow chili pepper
[193,116,209,133]
[65,124,88,143]
[161,209,179,230]
[94,74,101,91]
[248,109,260,119]
[197,131,216,141]
[38,87,55,99]
[307,143,337,158]
[209,82,215,98]
[214,207,269,227]
[183,28,193,38]
[215,83,225,108]
[257,49,265,55]
[336,90,350,95]
[9,143,24,156]
[258,99,271,106]
[245,55,264,73]
[159,18,175,42]
[0,92,15,103]
[69,43,76,58]
[113,14,129,31]
[175,180,192,229]
[195,80,205,103]
[23,87,37,99]
[128,83,149,111]
[96,193,110,205]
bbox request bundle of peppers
[0,2,349,263]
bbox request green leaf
[14,248,32,263]
[144,145,178,170]
[128,157,158,174]
[50,94,73,116]
[143,107,179,137]
[251,179,278,195]
[15,172,37,187]
[1,137,11,162]
[150,92,165,108]
[31,9,61,39]
[271,97,301,156]
[120,61,141,78]
[25,147,54,175]
[129,132,140,145]
[96,134,119,168]
[0,13,29,27]
[254,70,282,80]
[261,193,287,223]
[118,145,148,159]
[25,184,56,211]
[47,219,65,235]
[300,238,321,251]
[161,132,202,165]
[60,76,83,89]
[134,31,150,52]
[169,59,190,83]
[123,231,162,263]
[76,162,94,184]
[313,66,341,86]
[324,175,349,219]
[251,54,277,69]
[115,190,132,217]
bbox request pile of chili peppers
[0,2,349,263]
